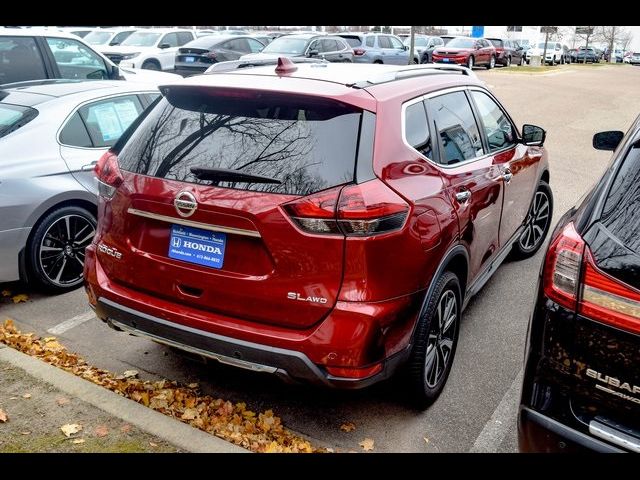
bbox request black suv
[519,116,640,452]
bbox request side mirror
[109,41,120,46]
[522,124,546,146]
[403,44,409,51]
[158,43,171,49]
[307,49,319,57]
[593,131,624,151]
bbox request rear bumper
[432,57,467,65]
[518,407,624,452]
[85,244,421,388]
[94,296,410,389]
[0,227,30,282]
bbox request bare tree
[596,26,633,60]
[575,26,596,63]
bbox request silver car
[0,79,160,292]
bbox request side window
[404,101,432,159]
[0,36,47,84]
[59,112,92,147]
[436,38,444,46]
[365,36,375,48]
[427,91,484,165]
[111,31,132,45]
[308,40,321,52]
[160,33,179,48]
[78,95,144,148]
[176,32,194,46]
[389,36,404,49]
[227,38,249,52]
[45,37,108,80]
[471,90,517,152]
[247,38,264,53]
[378,36,392,49]
[321,39,338,52]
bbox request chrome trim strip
[110,318,278,374]
[589,420,640,453]
[126,208,261,238]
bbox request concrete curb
[0,343,247,453]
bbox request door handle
[501,168,513,184]
[455,189,471,204]
[81,161,98,172]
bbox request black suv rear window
[118,90,362,196]
[0,103,38,138]
[601,145,640,253]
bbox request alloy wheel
[518,191,550,252]
[424,289,458,388]
[38,214,96,288]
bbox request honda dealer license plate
[442,58,450,62]
[185,56,196,63]
[168,225,226,269]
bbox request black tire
[403,271,461,408]
[27,205,96,293]
[467,55,474,69]
[486,55,495,69]
[141,59,161,70]
[373,59,383,64]
[510,181,553,260]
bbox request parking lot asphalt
[2,64,640,453]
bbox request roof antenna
[275,57,298,74]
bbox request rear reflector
[326,363,383,379]
[353,48,366,56]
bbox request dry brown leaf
[22,393,31,399]
[20,431,31,435]
[149,441,158,447]
[181,408,198,420]
[56,397,70,406]
[12,294,28,304]
[123,370,138,378]
[340,422,356,432]
[61,423,83,437]
[187,383,199,389]
[72,438,85,444]
[1,289,11,297]
[120,424,132,434]
[424,437,429,444]
[359,438,374,451]
[95,425,109,437]
[0,408,7,422]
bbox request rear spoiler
[204,57,328,74]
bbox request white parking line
[47,311,95,336]
[470,368,523,453]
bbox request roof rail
[348,64,477,89]
[205,57,328,74]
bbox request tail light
[543,221,640,334]
[94,151,123,199]
[353,48,366,56]
[580,250,640,334]
[543,222,585,310]
[282,180,409,237]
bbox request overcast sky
[625,26,640,51]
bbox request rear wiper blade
[190,167,281,184]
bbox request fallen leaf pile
[0,319,317,453]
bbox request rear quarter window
[117,91,364,196]
[0,103,39,138]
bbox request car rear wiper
[190,167,281,184]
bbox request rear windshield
[117,91,363,196]
[488,39,503,47]
[601,145,640,253]
[0,103,38,139]
[341,36,362,48]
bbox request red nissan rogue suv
[84,58,552,406]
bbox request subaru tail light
[94,151,123,200]
[543,221,640,334]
